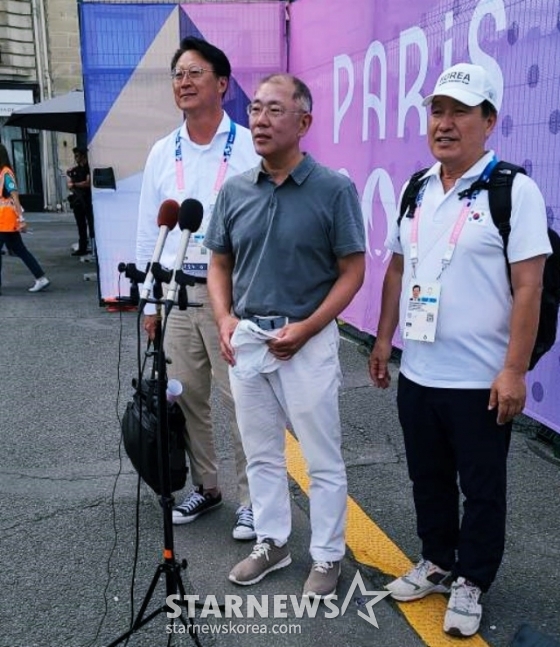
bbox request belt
[190,277,207,284]
[247,315,289,331]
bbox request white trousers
[229,321,347,562]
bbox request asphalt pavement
[1,212,559,647]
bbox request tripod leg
[132,564,167,630]
[105,562,203,647]
[166,564,204,647]
[104,565,164,647]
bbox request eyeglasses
[170,66,214,82]
[246,103,306,119]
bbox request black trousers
[71,196,94,251]
[397,373,512,592]
[0,232,45,285]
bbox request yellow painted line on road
[285,431,490,647]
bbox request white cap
[422,63,499,112]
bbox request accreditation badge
[403,281,441,342]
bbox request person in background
[136,37,260,540]
[205,73,365,598]
[67,146,94,257]
[0,143,50,294]
[369,63,551,637]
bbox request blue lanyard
[415,155,499,211]
[174,118,237,192]
[465,154,499,200]
[481,155,498,179]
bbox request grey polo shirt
[204,154,365,320]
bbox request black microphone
[138,199,180,311]
[164,199,204,313]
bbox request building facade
[0,0,82,211]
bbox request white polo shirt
[386,151,551,388]
[136,112,260,313]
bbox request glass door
[10,135,43,211]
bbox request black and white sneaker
[172,488,222,525]
[385,558,451,601]
[232,505,256,541]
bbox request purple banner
[290,0,560,432]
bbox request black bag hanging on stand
[121,348,188,495]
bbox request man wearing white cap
[369,63,551,636]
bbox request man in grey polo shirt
[205,73,365,599]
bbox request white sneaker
[444,577,482,637]
[385,558,451,601]
[232,505,256,541]
[28,276,50,293]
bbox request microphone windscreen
[179,199,204,232]
[157,199,180,229]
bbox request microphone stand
[109,265,203,647]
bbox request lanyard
[174,118,237,195]
[409,156,498,279]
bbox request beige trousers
[163,283,250,506]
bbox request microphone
[139,199,180,310]
[164,198,204,313]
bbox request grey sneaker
[385,559,451,601]
[302,560,341,599]
[232,505,256,541]
[28,276,50,293]
[172,488,222,525]
[443,577,483,637]
[229,539,291,585]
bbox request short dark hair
[73,146,88,155]
[480,100,497,119]
[171,37,231,81]
[413,284,421,291]
[258,73,313,113]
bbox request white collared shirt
[136,112,260,313]
[386,151,551,388]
